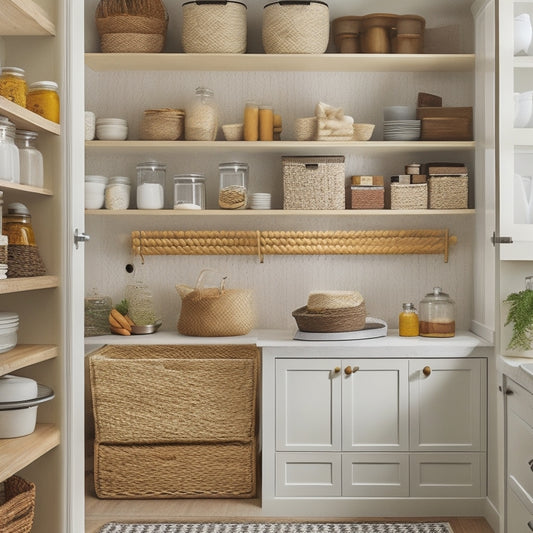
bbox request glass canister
[418,287,456,338]
[26,81,60,123]
[85,175,108,209]
[0,67,27,107]
[173,174,206,210]
[0,117,19,183]
[136,161,166,209]
[185,87,218,141]
[243,101,259,141]
[84,292,113,337]
[399,302,419,337]
[2,202,36,245]
[218,161,249,209]
[15,130,43,187]
[125,279,160,326]
[259,104,274,141]
[105,176,131,210]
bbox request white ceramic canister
[15,129,44,187]
[85,175,108,209]
[85,111,96,140]
[0,375,38,438]
[105,175,131,210]
[136,161,166,209]
[0,116,19,183]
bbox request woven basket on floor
[7,245,46,278]
[292,303,367,333]
[0,476,36,533]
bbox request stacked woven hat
[292,290,366,333]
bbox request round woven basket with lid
[292,304,367,333]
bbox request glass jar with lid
[0,117,19,183]
[185,87,218,141]
[418,287,456,338]
[105,176,131,210]
[15,130,43,187]
[2,202,37,245]
[173,174,206,210]
[399,302,419,337]
[218,162,249,209]
[0,67,27,107]
[85,175,108,209]
[84,291,113,337]
[136,161,166,209]
[26,81,60,123]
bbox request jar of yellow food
[2,202,37,246]
[0,67,27,107]
[399,302,419,337]
[26,81,59,123]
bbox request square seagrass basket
[428,175,468,209]
[89,344,259,499]
[0,476,36,533]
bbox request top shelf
[85,53,476,73]
[0,0,55,36]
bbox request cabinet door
[409,359,485,451]
[507,487,533,533]
[276,358,341,451]
[342,359,408,451]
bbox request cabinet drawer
[508,479,533,533]
[508,399,533,499]
[342,453,409,497]
[275,452,341,497]
[410,452,485,497]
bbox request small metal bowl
[131,321,162,335]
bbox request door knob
[422,366,431,377]
[344,366,352,375]
[74,228,90,249]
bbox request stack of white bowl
[383,106,420,141]
[96,118,128,140]
[250,193,271,210]
[515,13,532,56]
[0,312,19,353]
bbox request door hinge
[491,232,513,246]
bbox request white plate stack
[0,312,19,354]
[383,120,421,141]
[250,193,271,210]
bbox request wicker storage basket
[7,245,46,278]
[141,108,185,140]
[282,156,345,210]
[347,186,385,209]
[95,0,168,53]
[0,476,35,533]
[292,304,367,333]
[390,182,428,210]
[94,441,256,499]
[428,175,468,209]
[182,1,247,53]
[262,1,330,54]
[89,344,259,444]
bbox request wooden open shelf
[0,180,53,196]
[0,345,58,375]
[0,0,55,36]
[0,424,60,481]
[0,276,59,295]
[0,96,60,135]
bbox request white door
[409,359,485,451]
[276,358,342,451]
[341,359,408,451]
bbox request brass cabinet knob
[423,366,431,377]
[344,366,353,375]
[352,365,360,373]
[334,366,341,373]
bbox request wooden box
[416,107,473,141]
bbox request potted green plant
[504,283,533,351]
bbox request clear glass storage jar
[26,81,60,123]
[136,161,166,209]
[173,174,206,210]
[185,87,218,141]
[218,161,249,209]
[105,176,131,210]
[84,292,112,337]
[0,117,19,184]
[15,130,43,187]
[2,202,36,245]
[0,67,27,107]
[399,302,419,337]
[85,175,108,209]
[418,287,456,338]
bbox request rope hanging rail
[131,229,457,263]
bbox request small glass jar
[419,287,456,338]
[259,105,274,141]
[136,161,166,209]
[0,117,20,184]
[185,87,218,141]
[125,279,159,326]
[2,202,36,245]
[0,67,27,107]
[85,175,108,209]
[218,162,249,209]
[173,174,206,210]
[15,130,43,187]
[399,302,419,337]
[243,101,259,141]
[26,81,60,123]
[105,176,131,210]
[84,292,113,337]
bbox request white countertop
[497,354,533,393]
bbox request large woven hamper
[428,175,468,209]
[0,476,35,533]
[283,156,345,210]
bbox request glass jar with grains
[84,292,113,337]
[26,81,60,123]
[0,67,27,107]
[218,162,248,209]
[105,176,131,210]
[185,87,218,141]
[418,287,456,338]
[15,130,43,187]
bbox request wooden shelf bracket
[132,229,457,263]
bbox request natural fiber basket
[347,186,384,209]
[0,476,36,533]
[262,1,330,54]
[141,108,185,140]
[292,303,367,333]
[428,176,468,209]
[390,182,428,210]
[182,1,247,54]
[7,245,46,278]
[294,116,317,141]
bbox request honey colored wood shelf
[0,424,60,482]
[0,96,60,135]
[0,0,55,36]
[0,345,58,375]
[85,53,475,73]
[0,180,53,196]
[0,276,59,294]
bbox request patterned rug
[98,523,453,533]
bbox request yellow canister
[399,302,419,337]
[26,81,60,123]
[0,67,27,107]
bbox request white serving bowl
[0,330,18,353]
[383,105,416,121]
[96,124,128,141]
[95,117,128,126]
[514,13,532,56]
[0,406,38,438]
[514,91,533,128]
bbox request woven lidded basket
[141,108,185,140]
[262,1,330,54]
[182,1,247,53]
[95,0,168,53]
[390,182,428,210]
[292,303,367,333]
[0,476,36,533]
[428,176,468,209]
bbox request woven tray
[0,476,35,533]
[292,303,367,333]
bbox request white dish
[514,91,533,128]
[514,13,532,56]
[383,106,416,121]
[96,125,128,141]
[95,117,128,126]
[293,317,388,341]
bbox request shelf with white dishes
[0,344,58,375]
[85,52,475,73]
[0,0,55,36]
[0,96,60,136]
